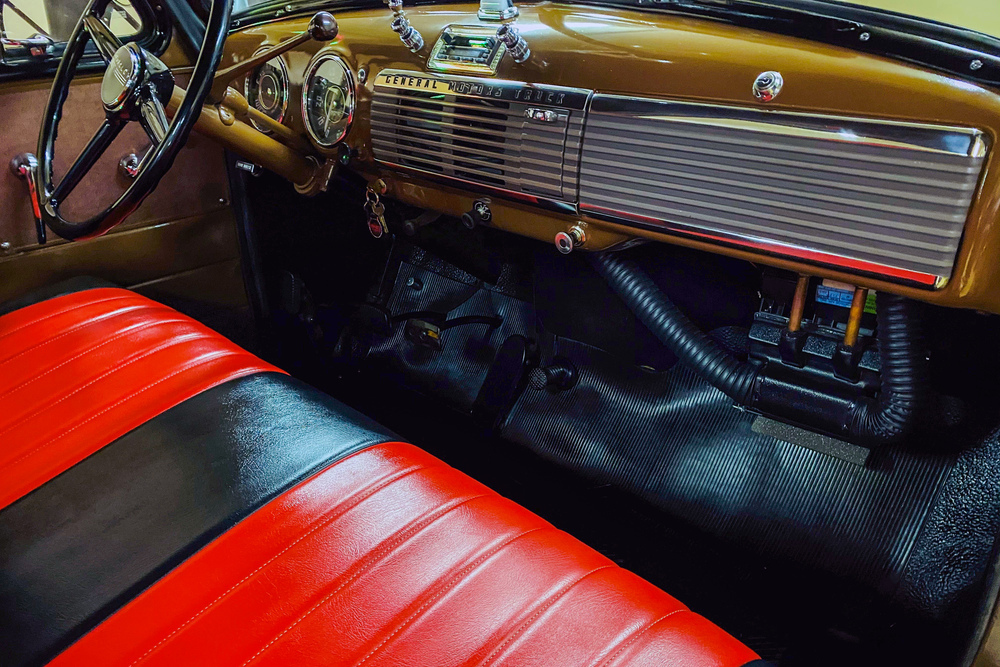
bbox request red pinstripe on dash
[0,288,280,510]
[50,442,759,667]
[584,204,942,287]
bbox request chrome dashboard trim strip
[371,69,590,204]
[588,95,987,158]
[583,205,944,288]
[374,69,591,110]
[580,94,990,288]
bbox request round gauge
[244,52,289,133]
[302,53,355,148]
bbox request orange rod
[788,275,810,332]
[844,287,869,347]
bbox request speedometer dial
[302,53,355,148]
[244,52,288,133]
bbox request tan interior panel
[220,3,1000,313]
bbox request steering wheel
[36,0,231,240]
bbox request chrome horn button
[101,44,143,111]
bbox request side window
[0,0,143,62]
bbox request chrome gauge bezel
[301,51,356,149]
[244,48,289,134]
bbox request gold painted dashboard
[217,2,1000,313]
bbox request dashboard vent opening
[372,71,587,203]
[579,96,989,286]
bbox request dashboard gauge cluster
[302,52,356,148]
[244,52,289,132]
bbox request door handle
[1,35,54,59]
[9,152,46,245]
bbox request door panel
[0,73,249,333]
[0,78,230,252]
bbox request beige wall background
[3,0,996,43]
[862,0,998,38]
[2,0,139,42]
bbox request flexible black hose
[588,252,926,445]
[588,252,758,404]
[846,293,927,443]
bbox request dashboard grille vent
[579,95,989,285]
[372,71,587,202]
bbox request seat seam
[241,491,494,667]
[0,293,136,343]
[480,564,618,667]
[0,303,173,368]
[352,525,555,667]
[0,330,214,443]
[126,462,447,667]
[595,608,689,667]
[4,349,246,469]
[0,316,188,402]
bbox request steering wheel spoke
[138,92,169,144]
[51,116,124,202]
[83,13,122,63]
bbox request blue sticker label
[815,285,854,309]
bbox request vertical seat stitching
[241,492,496,667]
[0,317,189,402]
[126,462,447,667]
[480,564,618,667]
[351,525,555,667]
[0,330,214,443]
[0,303,173,368]
[0,293,136,343]
[594,608,688,667]
[4,348,243,468]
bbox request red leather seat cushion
[0,287,278,510]
[50,442,759,667]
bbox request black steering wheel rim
[36,0,231,241]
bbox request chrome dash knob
[555,226,586,254]
[391,15,424,52]
[496,23,530,64]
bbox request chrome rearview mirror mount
[478,0,518,21]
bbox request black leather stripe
[0,372,395,666]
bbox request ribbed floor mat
[504,338,956,594]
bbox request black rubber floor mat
[504,338,955,599]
